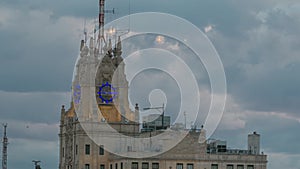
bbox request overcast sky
[0,0,300,169]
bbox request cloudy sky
[0,0,300,169]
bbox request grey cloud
[9,138,58,169]
[233,64,300,115]
[0,91,70,123]
[0,1,300,169]
[207,5,300,117]
[4,119,59,142]
[0,8,80,92]
[213,111,300,154]
[245,113,300,154]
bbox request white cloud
[244,110,300,123]
[204,24,214,33]
[213,95,246,130]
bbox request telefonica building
[58,1,267,169]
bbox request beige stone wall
[59,109,267,169]
[108,157,267,169]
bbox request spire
[84,19,87,44]
[89,37,94,49]
[60,105,66,124]
[107,38,113,57]
[61,105,65,113]
[80,40,84,51]
[114,36,122,57]
[117,36,122,51]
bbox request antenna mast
[98,0,105,54]
[2,124,8,169]
[32,160,41,169]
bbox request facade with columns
[58,36,267,169]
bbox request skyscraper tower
[2,124,8,169]
[59,1,267,168]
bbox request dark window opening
[99,145,104,155]
[132,162,138,169]
[85,144,90,155]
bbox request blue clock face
[98,82,118,103]
[73,84,81,104]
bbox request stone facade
[59,112,267,169]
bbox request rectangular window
[115,163,118,169]
[176,163,183,169]
[237,165,244,169]
[100,164,105,169]
[132,162,138,169]
[99,145,104,155]
[110,164,112,169]
[62,147,64,157]
[142,163,149,169]
[247,165,254,169]
[75,145,78,155]
[85,144,90,155]
[227,165,234,169]
[152,163,159,169]
[121,163,123,169]
[211,164,218,169]
[85,164,90,169]
[187,164,194,169]
[127,146,132,152]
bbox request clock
[98,82,118,103]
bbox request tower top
[2,123,7,136]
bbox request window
[211,164,218,169]
[75,145,78,155]
[237,165,244,169]
[127,146,132,152]
[99,145,104,155]
[176,163,183,169]
[152,163,159,169]
[142,163,149,169]
[85,144,90,155]
[85,164,90,169]
[132,162,138,169]
[115,163,118,169]
[247,165,254,169]
[187,164,194,169]
[121,163,123,169]
[100,164,105,169]
[110,164,112,169]
[62,147,64,157]
[227,165,234,169]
